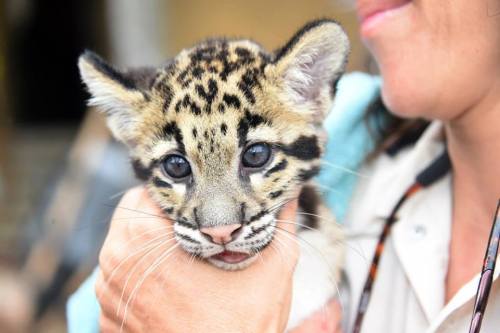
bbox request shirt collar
[374,121,447,219]
[373,121,452,321]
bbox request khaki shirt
[343,122,500,333]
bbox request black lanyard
[351,151,500,333]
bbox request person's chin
[380,75,433,119]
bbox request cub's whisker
[120,243,180,333]
[106,231,176,286]
[266,196,299,215]
[108,189,129,201]
[264,229,295,268]
[314,184,344,195]
[103,204,167,219]
[320,159,368,178]
[277,219,368,264]
[273,227,344,305]
[116,239,176,316]
[295,211,342,227]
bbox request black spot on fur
[203,130,209,140]
[193,208,201,227]
[131,159,152,181]
[237,110,268,147]
[220,123,227,135]
[161,84,174,113]
[298,185,320,229]
[237,120,249,147]
[176,219,197,230]
[235,47,252,59]
[218,103,226,113]
[197,143,203,151]
[163,122,185,154]
[152,176,173,188]
[238,68,261,104]
[191,66,205,79]
[248,209,268,223]
[177,68,192,88]
[195,79,218,113]
[190,45,217,63]
[245,109,267,127]
[280,136,320,160]
[240,202,246,221]
[244,224,270,240]
[192,128,198,138]
[182,95,201,115]
[297,166,321,182]
[177,233,201,244]
[269,190,283,199]
[174,100,182,113]
[264,159,288,177]
[223,93,241,109]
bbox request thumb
[275,199,298,234]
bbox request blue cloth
[66,72,382,332]
[318,72,382,221]
[66,268,100,333]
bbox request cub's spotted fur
[79,19,349,327]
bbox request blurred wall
[163,0,368,72]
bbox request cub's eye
[242,143,271,168]
[162,155,191,179]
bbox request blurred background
[0,0,372,331]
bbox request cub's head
[79,19,349,270]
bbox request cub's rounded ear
[78,50,155,145]
[268,20,350,120]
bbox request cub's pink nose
[200,224,242,245]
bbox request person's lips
[357,0,411,23]
[356,0,412,34]
[211,251,250,264]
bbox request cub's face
[79,20,349,270]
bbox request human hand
[96,187,299,332]
[289,299,343,333]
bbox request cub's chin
[207,251,258,270]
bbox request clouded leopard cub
[79,19,349,328]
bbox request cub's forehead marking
[155,39,269,117]
[149,140,178,160]
[237,110,271,147]
[161,121,185,154]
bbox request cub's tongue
[213,251,250,264]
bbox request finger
[100,313,120,333]
[289,299,343,333]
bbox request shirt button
[411,225,427,240]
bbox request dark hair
[365,92,429,159]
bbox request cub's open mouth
[211,251,251,264]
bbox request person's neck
[445,80,500,232]
[443,81,500,302]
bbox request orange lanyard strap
[469,200,500,333]
[352,151,450,333]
